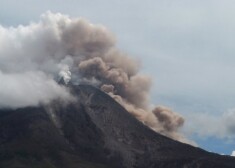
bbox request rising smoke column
[0,11,188,143]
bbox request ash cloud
[0,11,188,143]
[152,106,184,133]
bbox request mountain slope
[0,84,235,168]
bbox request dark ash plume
[0,11,189,143]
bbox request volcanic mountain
[0,84,235,168]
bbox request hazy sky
[1,0,235,155]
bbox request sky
[1,0,235,155]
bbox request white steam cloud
[0,71,72,108]
[0,11,188,143]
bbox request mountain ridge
[0,84,235,168]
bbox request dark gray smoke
[0,11,190,143]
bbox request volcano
[0,84,235,168]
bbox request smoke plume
[0,11,188,143]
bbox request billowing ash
[0,11,189,143]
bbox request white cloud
[0,12,93,108]
[231,151,235,157]
[183,109,235,140]
[0,71,72,109]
